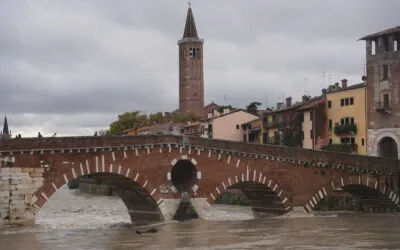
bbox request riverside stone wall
[0,155,45,226]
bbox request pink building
[201,109,259,141]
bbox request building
[242,118,262,143]
[297,96,328,150]
[263,97,303,146]
[1,116,11,140]
[178,6,204,118]
[324,79,367,154]
[181,121,202,136]
[203,102,220,118]
[201,109,259,141]
[360,26,400,158]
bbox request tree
[217,105,232,113]
[109,111,148,135]
[281,113,303,147]
[149,112,165,124]
[246,102,262,115]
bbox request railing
[334,123,357,135]
[375,102,392,113]
[264,121,284,129]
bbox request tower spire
[182,4,198,39]
[3,116,9,136]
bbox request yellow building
[325,80,367,154]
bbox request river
[1,186,400,249]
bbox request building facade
[325,80,367,154]
[201,109,258,141]
[178,7,204,118]
[298,97,328,150]
[360,26,400,158]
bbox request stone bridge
[0,135,399,226]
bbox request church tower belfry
[178,5,204,117]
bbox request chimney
[286,97,292,107]
[276,102,283,110]
[341,79,348,88]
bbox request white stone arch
[371,131,400,158]
[168,155,201,195]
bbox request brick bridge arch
[304,174,400,213]
[31,150,167,224]
[207,166,292,215]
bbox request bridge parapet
[0,135,399,174]
[188,137,400,174]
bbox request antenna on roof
[303,77,308,95]
[328,73,332,85]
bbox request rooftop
[359,26,400,40]
[326,83,365,94]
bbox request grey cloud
[0,0,399,136]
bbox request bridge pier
[0,167,42,227]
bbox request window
[236,124,239,129]
[362,138,365,146]
[196,48,200,58]
[310,129,313,139]
[345,117,349,124]
[383,94,390,108]
[341,119,345,125]
[383,36,389,52]
[328,119,332,130]
[395,40,398,52]
[310,111,313,121]
[345,98,349,106]
[382,65,389,80]
[350,97,354,105]
[350,117,354,124]
[189,48,193,58]
[351,137,355,144]
[329,139,332,145]
[371,40,376,55]
[340,99,344,106]
[328,100,332,109]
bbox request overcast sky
[0,0,399,137]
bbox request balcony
[375,101,392,114]
[264,121,284,130]
[321,143,358,154]
[334,123,357,135]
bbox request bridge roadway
[0,135,399,226]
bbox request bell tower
[178,5,204,118]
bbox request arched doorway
[378,137,398,159]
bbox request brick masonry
[365,32,400,157]
[0,135,399,226]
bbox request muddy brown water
[1,186,400,249]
